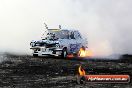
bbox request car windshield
[44,30,69,40]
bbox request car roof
[48,29,79,32]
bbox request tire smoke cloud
[0,0,132,56]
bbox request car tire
[61,48,67,58]
[33,54,38,57]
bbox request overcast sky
[0,0,132,56]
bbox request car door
[69,31,80,53]
[74,31,83,51]
[75,31,88,49]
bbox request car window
[44,30,70,39]
[60,30,69,39]
[74,31,82,39]
[70,32,75,39]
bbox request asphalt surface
[0,54,132,88]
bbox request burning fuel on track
[77,65,130,84]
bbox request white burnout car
[30,28,88,58]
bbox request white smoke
[0,0,132,56]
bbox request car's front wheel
[33,54,38,57]
[61,48,67,58]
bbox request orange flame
[78,48,93,57]
[78,48,86,57]
[86,50,93,57]
[78,66,86,76]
